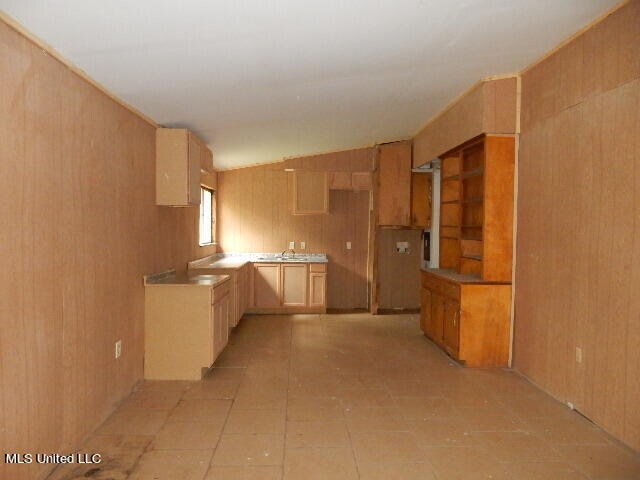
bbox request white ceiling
[1,0,619,169]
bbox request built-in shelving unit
[421,134,515,367]
[438,135,514,281]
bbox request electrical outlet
[289,241,295,249]
[575,347,582,364]
[300,242,306,250]
[346,241,352,250]
[115,340,122,359]
[396,241,409,254]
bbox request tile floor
[47,313,640,480]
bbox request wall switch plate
[300,242,306,250]
[575,347,583,364]
[346,241,352,250]
[115,340,122,359]
[289,241,295,249]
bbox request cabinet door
[378,142,411,226]
[328,171,352,190]
[282,264,308,306]
[212,301,222,359]
[419,288,433,337]
[188,133,202,205]
[293,171,328,214]
[309,273,326,307]
[201,144,214,173]
[240,265,251,318]
[221,296,230,347]
[351,172,372,191]
[411,172,431,228]
[443,299,460,356]
[253,264,281,307]
[430,292,445,346]
[210,304,217,364]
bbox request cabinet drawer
[212,281,230,304]
[309,263,327,273]
[421,274,459,300]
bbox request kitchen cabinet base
[420,269,511,367]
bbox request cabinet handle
[453,310,459,327]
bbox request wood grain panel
[413,78,517,167]
[283,147,375,171]
[0,18,216,480]
[378,142,412,226]
[514,0,640,452]
[218,159,370,309]
[376,229,422,309]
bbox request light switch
[346,241,352,250]
[300,242,306,250]
[289,241,295,249]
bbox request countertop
[144,270,230,287]
[421,268,511,285]
[189,253,328,270]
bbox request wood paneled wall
[0,19,215,480]
[218,160,371,309]
[514,0,640,451]
[377,229,422,309]
[413,77,518,167]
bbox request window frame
[198,186,216,246]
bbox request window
[199,187,215,245]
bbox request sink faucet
[281,248,295,258]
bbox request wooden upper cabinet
[187,133,202,206]
[351,172,372,191]
[156,128,205,206]
[328,171,372,191]
[328,171,352,190]
[378,142,412,226]
[410,172,432,228]
[293,171,328,214]
[200,144,214,173]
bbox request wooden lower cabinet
[282,264,308,306]
[443,298,460,357]
[420,270,511,367]
[309,272,326,307]
[250,262,327,313]
[144,278,231,380]
[187,263,251,328]
[253,263,281,307]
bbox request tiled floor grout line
[199,356,247,478]
[123,385,191,480]
[281,315,297,480]
[47,314,640,479]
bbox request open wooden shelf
[438,135,515,281]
